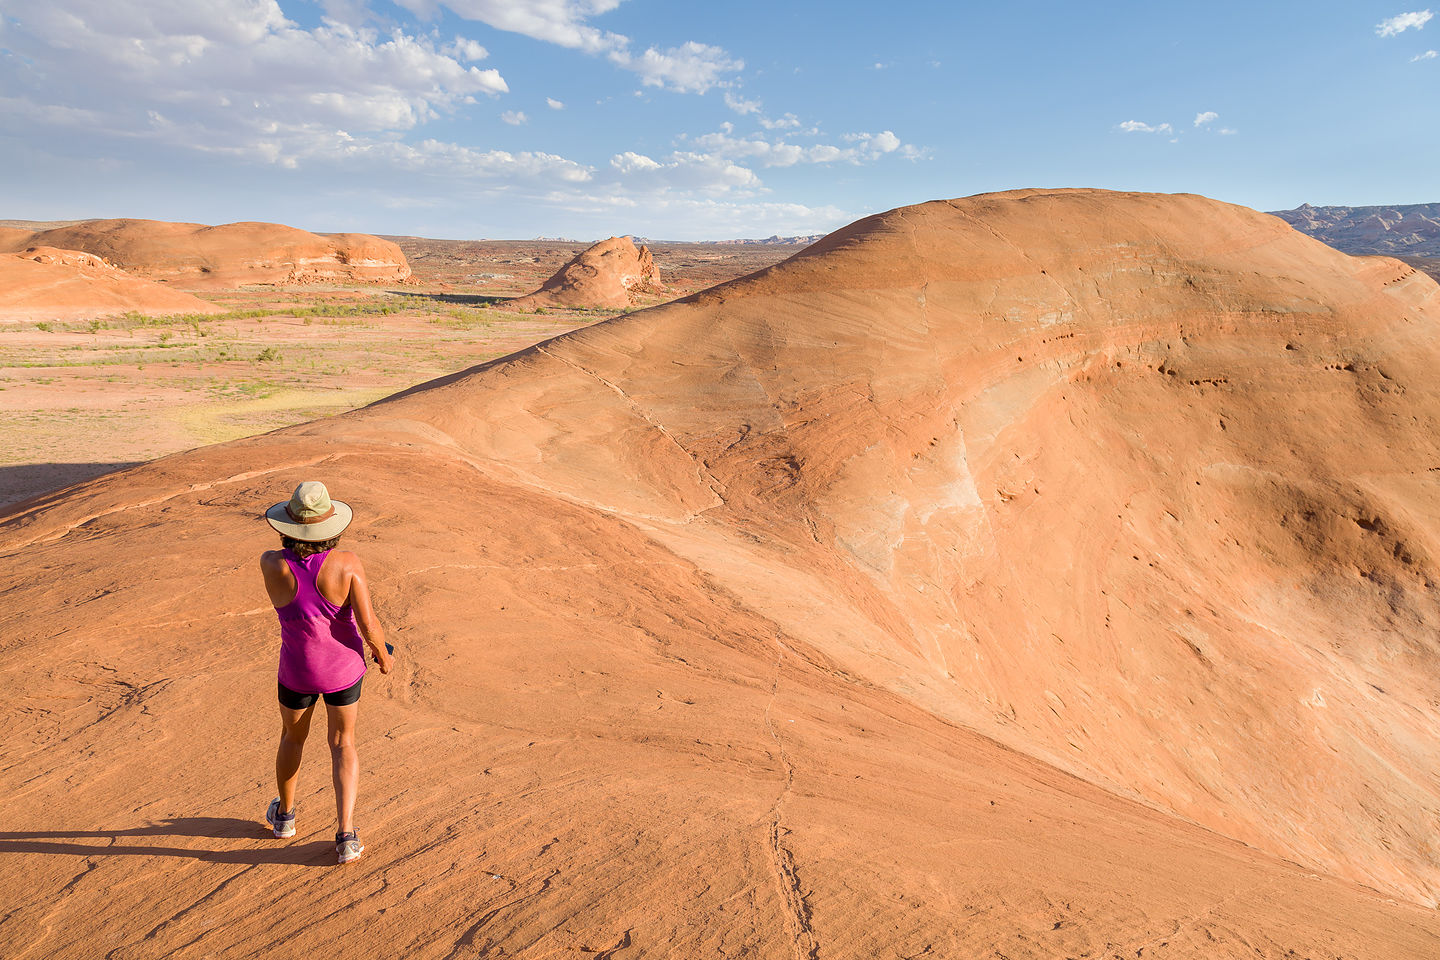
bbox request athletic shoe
[266,797,296,838]
[336,831,364,864]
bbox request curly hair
[281,534,341,559]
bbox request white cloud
[610,151,662,173]
[1194,111,1218,127]
[314,0,375,26]
[401,0,742,93]
[0,0,902,241]
[537,192,849,240]
[1119,120,1173,134]
[0,1,597,202]
[1,0,511,171]
[402,0,627,54]
[1218,127,1238,135]
[337,148,850,238]
[501,109,528,125]
[0,95,107,129]
[1413,49,1439,59]
[686,128,919,168]
[446,36,490,61]
[607,150,759,195]
[724,91,762,115]
[613,41,742,94]
[843,130,901,155]
[759,113,800,130]
[365,139,594,182]
[1376,10,1433,36]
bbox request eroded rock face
[6,190,1440,956]
[19,245,114,270]
[509,235,660,309]
[0,245,223,319]
[0,219,411,288]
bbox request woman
[260,480,393,864]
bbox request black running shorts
[277,674,363,710]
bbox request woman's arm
[342,553,393,674]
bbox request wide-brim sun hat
[265,480,353,541]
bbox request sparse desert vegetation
[0,239,803,507]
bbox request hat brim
[265,499,353,541]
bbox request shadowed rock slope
[4,190,1440,958]
[0,219,410,289]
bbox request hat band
[286,504,336,525]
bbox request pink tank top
[275,549,367,694]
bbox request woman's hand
[371,643,394,675]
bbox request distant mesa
[0,218,410,289]
[0,244,223,320]
[508,235,660,310]
[1271,201,1440,256]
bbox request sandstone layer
[0,246,223,320]
[4,190,1440,958]
[509,235,659,310]
[0,219,410,289]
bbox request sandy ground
[0,240,802,509]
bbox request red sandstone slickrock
[509,235,660,310]
[0,245,223,320]
[0,218,410,289]
[4,190,1440,958]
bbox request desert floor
[0,238,801,508]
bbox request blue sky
[1,1,1436,240]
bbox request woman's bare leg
[276,702,315,814]
[326,701,360,835]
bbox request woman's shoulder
[322,549,367,574]
[316,549,366,602]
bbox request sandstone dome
[0,245,223,320]
[4,190,1440,957]
[0,219,410,289]
[508,235,660,310]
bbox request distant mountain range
[1270,202,1440,257]
[619,234,823,246]
[529,235,824,246]
[710,234,827,246]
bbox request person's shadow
[0,818,334,866]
